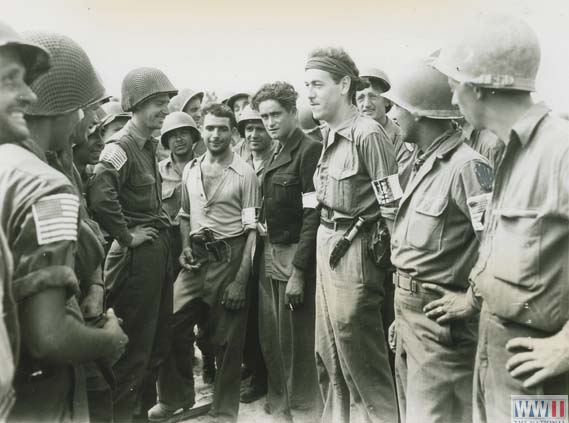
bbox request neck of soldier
[26,117,56,154]
[132,114,157,139]
[205,144,233,166]
[481,91,534,146]
[324,99,354,132]
[415,118,453,153]
[276,125,296,150]
[172,150,193,166]
[377,114,388,128]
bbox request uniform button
[524,302,529,309]
[527,319,532,324]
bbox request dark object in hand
[329,217,365,269]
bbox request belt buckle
[332,221,339,231]
[410,279,417,293]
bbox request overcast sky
[6,0,569,112]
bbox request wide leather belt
[394,272,426,293]
[320,219,355,231]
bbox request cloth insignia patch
[467,193,491,231]
[242,207,260,226]
[474,162,493,191]
[372,174,403,205]
[100,144,127,170]
[32,193,80,245]
[302,192,318,209]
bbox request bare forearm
[235,230,256,286]
[180,218,191,250]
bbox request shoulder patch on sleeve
[100,144,127,170]
[32,193,80,245]
[467,193,491,232]
[474,162,493,191]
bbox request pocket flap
[273,174,300,186]
[161,183,177,200]
[131,173,155,187]
[414,196,448,217]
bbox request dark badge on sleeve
[474,162,493,191]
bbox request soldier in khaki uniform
[434,15,569,422]
[2,30,127,422]
[0,21,50,419]
[386,58,493,423]
[305,47,399,423]
[357,67,414,190]
[88,67,177,421]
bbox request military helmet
[433,14,540,92]
[237,105,263,138]
[359,67,391,92]
[0,21,51,84]
[297,102,319,131]
[24,31,106,116]
[226,92,250,110]
[383,58,462,120]
[160,111,200,149]
[168,88,204,113]
[121,67,177,112]
[98,100,131,128]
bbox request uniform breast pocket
[161,181,177,200]
[129,173,157,211]
[272,173,302,207]
[491,209,541,289]
[406,196,448,251]
[327,164,358,212]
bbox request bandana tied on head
[305,57,369,91]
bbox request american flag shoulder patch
[32,193,80,245]
[100,144,127,170]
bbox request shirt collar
[329,106,360,142]
[126,120,155,150]
[196,151,245,176]
[417,128,460,161]
[509,102,550,147]
[461,122,475,141]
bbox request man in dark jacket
[251,81,322,421]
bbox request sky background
[6,0,569,112]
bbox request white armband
[242,207,259,227]
[302,191,318,209]
[371,174,403,205]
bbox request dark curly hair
[251,81,298,113]
[201,103,237,129]
[307,47,364,103]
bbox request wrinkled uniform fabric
[391,130,493,423]
[157,152,260,422]
[233,138,277,400]
[88,120,171,422]
[259,128,322,419]
[0,226,14,421]
[461,123,505,170]
[0,143,87,423]
[313,109,398,423]
[469,103,569,423]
